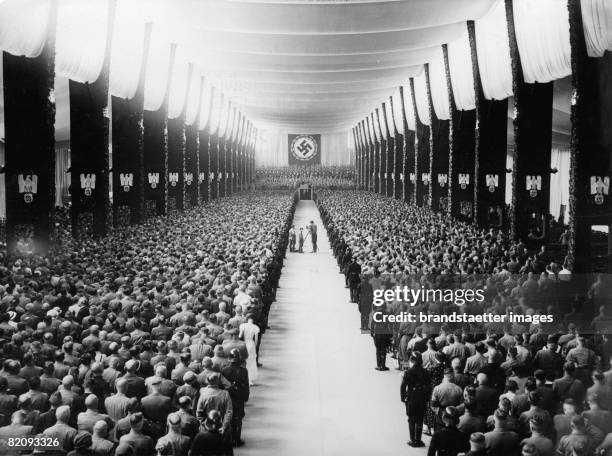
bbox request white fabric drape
[56,0,111,84]
[428,50,450,121]
[167,50,192,120]
[505,151,513,205]
[185,75,203,127]
[550,148,570,220]
[0,0,52,58]
[513,0,571,83]
[448,32,476,111]
[413,71,431,126]
[143,30,172,112]
[475,0,513,100]
[198,83,214,131]
[581,0,612,57]
[55,146,71,207]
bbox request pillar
[365,118,374,192]
[468,21,509,229]
[425,63,450,212]
[567,0,612,273]
[400,86,415,204]
[144,44,176,217]
[69,0,116,238]
[506,0,553,244]
[3,1,58,254]
[167,63,193,212]
[443,42,477,222]
[389,96,403,200]
[381,103,394,198]
[111,23,151,227]
[410,78,431,207]
[376,108,386,195]
[185,77,205,208]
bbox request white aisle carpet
[237,200,424,456]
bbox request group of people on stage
[0,191,297,456]
[318,189,612,456]
[255,165,357,190]
[288,220,318,254]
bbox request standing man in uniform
[298,228,305,253]
[288,225,296,253]
[221,349,250,447]
[347,257,362,303]
[308,220,318,252]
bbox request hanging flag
[288,134,321,166]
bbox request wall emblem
[148,173,159,189]
[459,173,470,190]
[438,173,448,188]
[80,173,96,196]
[18,174,37,203]
[169,172,179,187]
[486,174,498,193]
[120,173,133,192]
[526,175,541,198]
[591,176,610,205]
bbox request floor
[237,200,427,456]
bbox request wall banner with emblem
[288,134,321,166]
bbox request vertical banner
[288,134,321,166]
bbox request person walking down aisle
[240,317,260,386]
[401,351,432,448]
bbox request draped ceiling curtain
[0,0,53,58]
[513,0,571,84]
[474,0,513,101]
[429,49,450,121]
[413,72,431,126]
[581,0,612,57]
[448,32,476,111]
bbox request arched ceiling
[165,0,497,132]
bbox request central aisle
[238,200,415,456]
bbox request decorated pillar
[410,78,431,207]
[361,120,370,191]
[506,0,553,243]
[567,0,612,273]
[3,0,58,254]
[443,42,477,222]
[185,76,205,208]
[111,22,151,226]
[69,0,116,238]
[376,108,386,195]
[467,21,508,229]
[167,63,193,212]
[365,118,374,192]
[144,44,176,217]
[389,95,403,200]
[381,102,394,198]
[371,113,381,194]
[425,63,450,212]
[400,86,415,204]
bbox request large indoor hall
[0,1,611,456]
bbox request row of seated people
[317,190,611,456]
[255,165,357,189]
[0,191,297,456]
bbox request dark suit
[141,393,174,439]
[401,366,432,443]
[222,363,250,445]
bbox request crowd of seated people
[0,191,296,456]
[318,190,612,456]
[255,165,357,190]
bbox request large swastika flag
[288,134,321,166]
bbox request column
[3,1,58,254]
[410,78,431,207]
[506,0,553,243]
[185,77,205,208]
[112,23,151,226]
[443,42,477,222]
[400,86,416,204]
[382,103,394,197]
[389,95,403,200]
[567,0,612,273]
[144,44,176,217]
[425,63,450,212]
[376,108,386,195]
[467,21,508,229]
[69,0,116,238]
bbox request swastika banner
[288,134,321,166]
